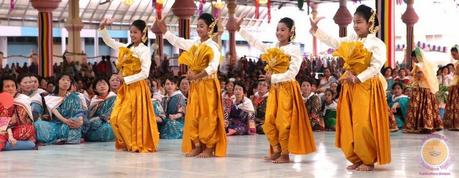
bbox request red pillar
[172,0,196,75]
[333,0,353,37]
[226,0,237,67]
[401,0,418,69]
[31,0,61,77]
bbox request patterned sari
[404,48,443,133]
[85,92,116,142]
[387,94,409,131]
[444,62,459,130]
[226,97,255,135]
[34,92,85,144]
[304,93,324,131]
[0,94,36,150]
[159,91,186,139]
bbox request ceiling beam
[99,0,113,21]
[110,1,123,20]
[138,0,151,23]
[128,0,144,22]
[120,3,131,22]
[80,0,92,18]
[89,1,101,22]
[57,0,69,21]
[21,1,32,26]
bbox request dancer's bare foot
[115,148,127,151]
[346,162,363,170]
[185,145,203,157]
[263,152,281,161]
[197,147,214,158]
[355,164,374,171]
[272,154,290,164]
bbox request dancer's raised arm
[155,18,195,51]
[98,18,127,50]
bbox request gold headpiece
[142,27,148,44]
[208,18,218,38]
[369,10,379,34]
[290,25,296,41]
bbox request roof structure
[0,0,345,30]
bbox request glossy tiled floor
[1,131,458,178]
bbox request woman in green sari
[85,77,116,142]
[34,73,86,144]
[387,82,410,131]
[159,76,186,139]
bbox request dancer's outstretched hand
[99,18,113,30]
[154,17,168,34]
[309,16,325,33]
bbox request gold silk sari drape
[110,47,160,152]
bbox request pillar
[172,0,196,75]
[31,0,61,77]
[65,0,83,64]
[226,0,237,67]
[311,3,318,57]
[333,0,353,37]
[94,31,99,57]
[401,0,418,69]
[0,37,7,68]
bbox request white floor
[1,131,458,178]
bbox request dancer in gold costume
[99,19,159,153]
[157,13,226,157]
[311,5,391,171]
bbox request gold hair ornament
[369,9,379,34]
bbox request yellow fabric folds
[110,47,160,153]
[332,41,372,75]
[178,44,214,73]
[263,81,316,155]
[412,63,439,94]
[260,48,290,74]
[117,47,142,76]
[181,78,227,156]
[179,45,227,157]
[333,41,391,165]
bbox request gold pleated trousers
[336,77,391,165]
[263,80,316,155]
[181,76,227,157]
[110,80,160,152]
